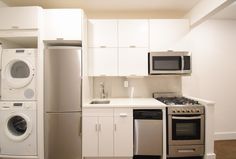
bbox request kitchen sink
[90,100,110,104]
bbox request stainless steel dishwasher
[134,109,163,159]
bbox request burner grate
[156,97,199,105]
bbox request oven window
[172,117,201,140]
[152,56,181,70]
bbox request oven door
[168,115,204,145]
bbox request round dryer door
[4,59,35,89]
[5,113,32,141]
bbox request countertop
[83,98,166,108]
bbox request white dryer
[1,49,37,100]
[0,102,37,156]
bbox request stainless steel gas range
[153,93,205,158]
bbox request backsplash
[93,76,182,98]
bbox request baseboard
[205,153,216,159]
[215,131,236,140]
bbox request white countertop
[83,98,166,108]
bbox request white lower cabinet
[83,116,99,157]
[82,108,133,157]
[99,117,114,156]
[82,116,113,157]
[114,116,133,156]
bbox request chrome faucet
[100,82,106,99]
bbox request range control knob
[172,110,176,113]
[191,109,195,113]
[182,109,186,113]
[187,110,191,113]
[196,109,200,113]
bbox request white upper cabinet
[119,48,148,76]
[88,20,118,48]
[43,9,83,40]
[0,7,41,30]
[149,19,189,51]
[118,20,149,48]
[89,48,118,76]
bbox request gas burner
[156,97,200,105]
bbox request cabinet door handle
[95,124,98,131]
[100,45,106,48]
[98,124,101,131]
[11,26,19,29]
[120,113,128,117]
[56,38,64,40]
[114,124,117,131]
[79,116,82,136]
[129,45,136,48]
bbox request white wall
[182,20,236,140]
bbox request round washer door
[5,113,32,141]
[4,59,35,89]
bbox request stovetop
[153,92,201,106]
[156,96,200,105]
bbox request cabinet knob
[11,26,19,29]
[120,113,128,117]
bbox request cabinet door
[118,48,148,76]
[149,19,189,51]
[82,117,99,157]
[89,48,118,76]
[88,20,118,47]
[118,20,149,48]
[0,7,40,30]
[114,116,133,157]
[98,117,114,157]
[44,9,82,40]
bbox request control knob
[196,109,200,113]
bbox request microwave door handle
[172,116,202,120]
[181,56,184,70]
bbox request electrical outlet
[124,80,128,88]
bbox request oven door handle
[172,116,202,120]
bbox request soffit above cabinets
[212,2,236,20]
[2,0,200,13]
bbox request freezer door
[134,119,163,156]
[45,112,82,159]
[45,47,82,112]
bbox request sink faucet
[100,82,106,99]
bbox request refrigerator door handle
[79,116,82,136]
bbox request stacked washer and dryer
[0,47,37,157]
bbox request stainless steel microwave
[148,51,191,75]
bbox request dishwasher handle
[133,109,163,120]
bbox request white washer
[1,49,37,100]
[0,102,37,156]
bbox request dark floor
[215,140,236,159]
